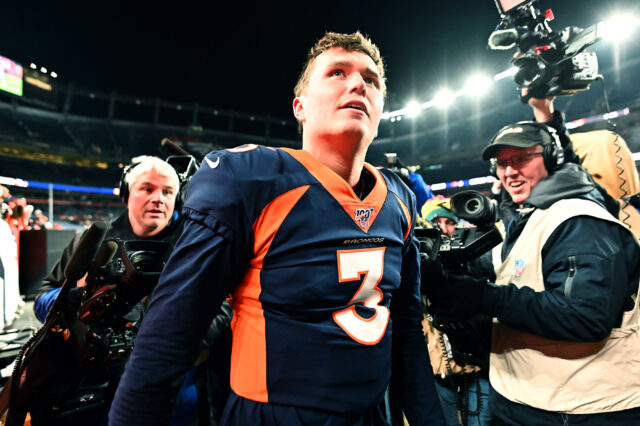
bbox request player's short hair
[294,31,386,98]
[125,155,180,193]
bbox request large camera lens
[128,251,165,273]
[451,190,497,227]
[464,198,481,215]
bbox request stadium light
[602,14,640,41]
[434,89,455,108]
[406,101,422,117]
[40,66,47,73]
[494,66,518,81]
[380,12,639,123]
[464,74,493,97]
[50,71,58,78]
[29,63,37,69]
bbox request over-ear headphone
[118,162,141,203]
[488,121,564,176]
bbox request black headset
[118,162,142,203]
[117,160,186,222]
[489,121,564,176]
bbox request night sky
[1,0,638,121]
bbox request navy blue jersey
[110,145,442,425]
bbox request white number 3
[333,248,389,345]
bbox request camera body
[418,190,502,367]
[25,239,173,421]
[488,0,603,100]
[384,153,411,185]
[417,190,502,270]
[79,239,172,325]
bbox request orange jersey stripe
[393,194,412,241]
[229,185,310,402]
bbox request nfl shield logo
[514,259,525,278]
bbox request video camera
[384,153,411,185]
[3,223,174,425]
[417,190,502,270]
[488,0,605,101]
[417,190,502,368]
[79,239,172,327]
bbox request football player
[110,32,444,425]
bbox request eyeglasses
[494,152,543,170]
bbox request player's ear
[293,97,306,123]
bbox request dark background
[2,0,638,121]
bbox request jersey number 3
[333,247,389,345]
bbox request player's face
[127,169,177,237]
[496,145,548,206]
[293,48,384,146]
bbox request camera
[79,239,173,325]
[417,190,502,269]
[488,0,604,101]
[384,153,411,185]
[418,190,502,367]
[9,239,173,423]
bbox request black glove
[427,273,487,322]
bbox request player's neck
[303,137,367,187]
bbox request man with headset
[31,155,185,425]
[427,121,640,425]
[34,155,182,322]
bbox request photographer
[31,155,186,425]
[489,89,581,225]
[425,204,458,238]
[422,203,492,426]
[34,155,183,323]
[427,122,640,425]
[527,90,640,238]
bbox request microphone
[161,138,190,156]
[46,222,108,321]
[85,240,119,292]
[488,28,519,50]
[63,222,108,281]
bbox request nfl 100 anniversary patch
[354,208,374,230]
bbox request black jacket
[480,163,640,342]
